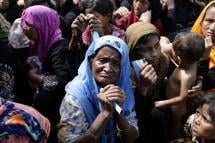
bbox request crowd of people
[0,0,215,143]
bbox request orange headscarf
[192,0,215,69]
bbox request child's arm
[155,70,193,108]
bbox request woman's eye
[98,58,107,63]
[112,60,120,66]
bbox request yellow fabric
[191,0,215,69]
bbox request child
[116,0,163,33]
[155,32,205,139]
[184,92,215,143]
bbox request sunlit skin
[133,0,150,17]
[91,46,121,87]
[202,6,215,42]
[0,0,9,10]
[133,35,161,68]
[192,104,215,140]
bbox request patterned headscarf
[0,97,47,143]
[20,5,62,62]
[192,0,215,69]
[65,35,136,143]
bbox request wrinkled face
[91,46,121,87]
[22,22,38,41]
[133,35,161,67]
[192,104,215,140]
[133,0,150,17]
[0,0,9,10]
[202,6,215,42]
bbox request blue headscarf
[65,35,136,143]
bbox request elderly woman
[58,35,138,143]
[191,0,215,91]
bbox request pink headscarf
[20,5,62,62]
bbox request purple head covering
[20,5,62,62]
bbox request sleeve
[58,93,89,142]
[45,40,71,89]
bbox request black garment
[198,59,215,91]
[0,39,33,105]
[33,39,71,143]
[115,0,132,9]
[60,1,81,40]
[134,88,171,143]
[1,5,22,24]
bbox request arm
[201,36,213,60]
[155,69,193,108]
[58,94,112,143]
[27,68,44,85]
[103,85,138,142]
[47,40,71,88]
[115,113,138,143]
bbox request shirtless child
[155,32,205,139]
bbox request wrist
[137,84,149,96]
[86,128,99,141]
[101,110,112,118]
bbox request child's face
[134,35,161,67]
[133,0,150,17]
[202,6,215,42]
[192,104,215,140]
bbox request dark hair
[199,92,215,124]
[150,0,162,21]
[172,32,205,64]
[80,0,114,16]
[136,33,159,46]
